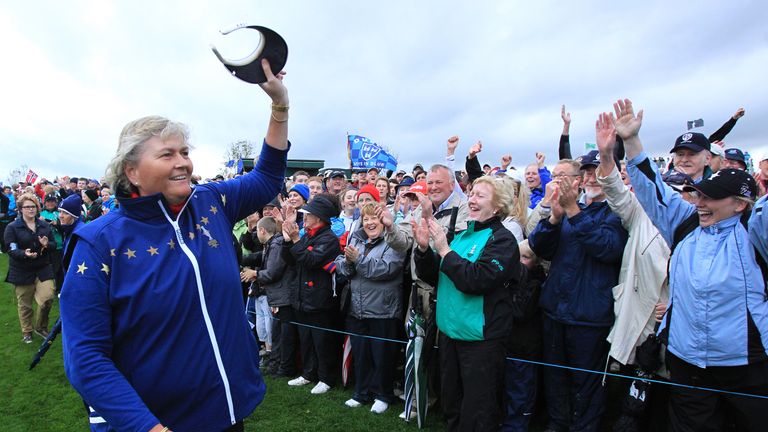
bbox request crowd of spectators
[3,101,767,432]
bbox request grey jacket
[257,234,291,307]
[335,228,406,320]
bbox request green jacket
[414,217,521,341]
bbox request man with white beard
[528,151,628,432]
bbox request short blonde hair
[105,116,191,194]
[360,203,379,218]
[17,193,41,213]
[471,176,515,217]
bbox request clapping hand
[345,244,360,263]
[411,219,430,252]
[38,235,49,249]
[427,218,450,257]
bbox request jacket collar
[701,214,741,234]
[467,216,502,232]
[116,190,195,221]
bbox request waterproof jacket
[628,151,768,367]
[334,227,406,320]
[507,264,546,360]
[528,167,552,209]
[4,217,56,285]
[597,164,670,365]
[59,141,286,432]
[283,224,342,313]
[528,198,627,327]
[257,234,291,307]
[415,217,521,341]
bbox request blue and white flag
[347,134,398,171]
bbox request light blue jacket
[749,195,768,266]
[628,152,768,367]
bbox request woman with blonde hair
[3,193,56,343]
[59,59,289,432]
[497,176,530,242]
[413,175,522,431]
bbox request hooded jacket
[335,227,406,320]
[60,141,287,432]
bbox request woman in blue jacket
[615,98,768,432]
[59,59,289,432]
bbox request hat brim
[682,182,731,200]
[212,25,288,84]
[670,143,706,153]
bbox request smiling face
[426,167,453,207]
[287,190,306,209]
[581,166,605,201]
[330,177,346,194]
[125,135,193,205]
[303,213,321,230]
[525,164,541,189]
[307,180,323,199]
[673,149,710,180]
[342,189,357,211]
[467,182,497,222]
[695,194,747,227]
[362,213,384,239]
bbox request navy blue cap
[724,148,746,164]
[683,169,757,200]
[577,150,601,169]
[671,132,710,153]
[662,170,694,191]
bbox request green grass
[0,254,444,431]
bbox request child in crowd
[503,240,546,432]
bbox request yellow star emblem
[167,239,176,250]
[189,232,196,240]
[210,205,218,215]
[147,246,159,256]
[124,248,136,259]
[208,239,219,248]
[221,194,227,206]
[100,263,110,275]
[201,216,209,225]
[110,249,116,257]
[77,262,88,274]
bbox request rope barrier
[267,315,768,400]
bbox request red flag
[25,169,38,184]
[341,335,352,387]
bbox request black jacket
[4,217,56,284]
[507,264,546,360]
[257,234,291,307]
[283,225,342,312]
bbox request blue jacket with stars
[60,141,287,432]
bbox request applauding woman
[413,176,522,431]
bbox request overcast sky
[2,1,767,184]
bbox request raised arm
[708,107,744,143]
[559,104,572,159]
[259,59,289,151]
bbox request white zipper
[159,195,236,425]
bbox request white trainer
[370,399,389,414]
[310,381,331,394]
[287,376,311,386]
[344,398,363,408]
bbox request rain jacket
[414,217,521,341]
[60,141,286,432]
[628,151,768,367]
[597,164,670,365]
[528,197,627,327]
[334,227,406,320]
[4,217,56,285]
[257,234,291,307]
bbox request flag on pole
[25,169,38,184]
[347,134,398,171]
[687,119,704,130]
